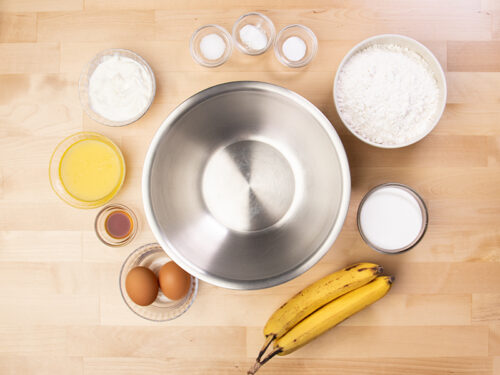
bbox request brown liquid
[105,210,133,239]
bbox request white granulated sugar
[336,44,440,145]
[282,36,307,62]
[239,24,268,51]
[200,33,226,60]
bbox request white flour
[336,44,440,145]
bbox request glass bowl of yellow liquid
[49,132,126,209]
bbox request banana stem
[247,360,261,375]
[247,348,282,374]
[256,335,274,362]
[260,348,282,365]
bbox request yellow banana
[275,276,393,356]
[263,262,382,342]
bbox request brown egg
[125,266,159,306]
[158,261,191,300]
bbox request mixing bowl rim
[142,81,351,290]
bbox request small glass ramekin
[95,203,138,247]
[232,12,275,55]
[119,243,198,322]
[190,24,233,67]
[79,48,156,126]
[357,183,428,254]
[49,132,126,209]
[274,24,318,68]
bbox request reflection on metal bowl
[143,82,350,290]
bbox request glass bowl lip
[119,243,199,322]
[357,182,429,255]
[274,24,318,68]
[48,131,126,209]
[189,24,233,68]
[78,48,156,127]
[232,11,276,55]
[94,203,139,247]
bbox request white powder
[88,54,153,123]
[359,186,424,252]
[239,24,268,51]
[336,44,440,145]
[282,36,306,62]
[200,33,226,60]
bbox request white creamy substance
[282,36,306,61]
[200,33,226,60]
[336,44,440,145]
[239,24,268,51]
[88,54,153,122]
[359,186,424,252]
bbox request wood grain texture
[0,43,59,74]
[0,326,68,354]
[0,356,83,375]
[0,0,499,374]
[37,11,156,42]
[0,0,82,12]
[81,357,492,375]
[0,13,36,42]
[448,42,500,72]
[473,295,500,324]
[490,326,500,356]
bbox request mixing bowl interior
[144,82,350,289]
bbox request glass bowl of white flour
[333,34,446,148]
[79,49,156,127]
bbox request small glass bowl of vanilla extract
[95,203,138,247]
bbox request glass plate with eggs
[119,243,198,321]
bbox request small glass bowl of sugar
[232,12,275,55]
[275,24,318,68]
[190,24,233,67]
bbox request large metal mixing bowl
[143,82,350,289]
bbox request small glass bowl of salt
[275,24,318,68]
[190,24,233,68]
[232,12,275,55]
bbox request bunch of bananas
[247,262,393,374]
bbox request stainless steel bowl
[143,82,350,290]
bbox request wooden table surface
[1,0,500,374]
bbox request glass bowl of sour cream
[79,49,156,127]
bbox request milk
[359,186,424,252]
